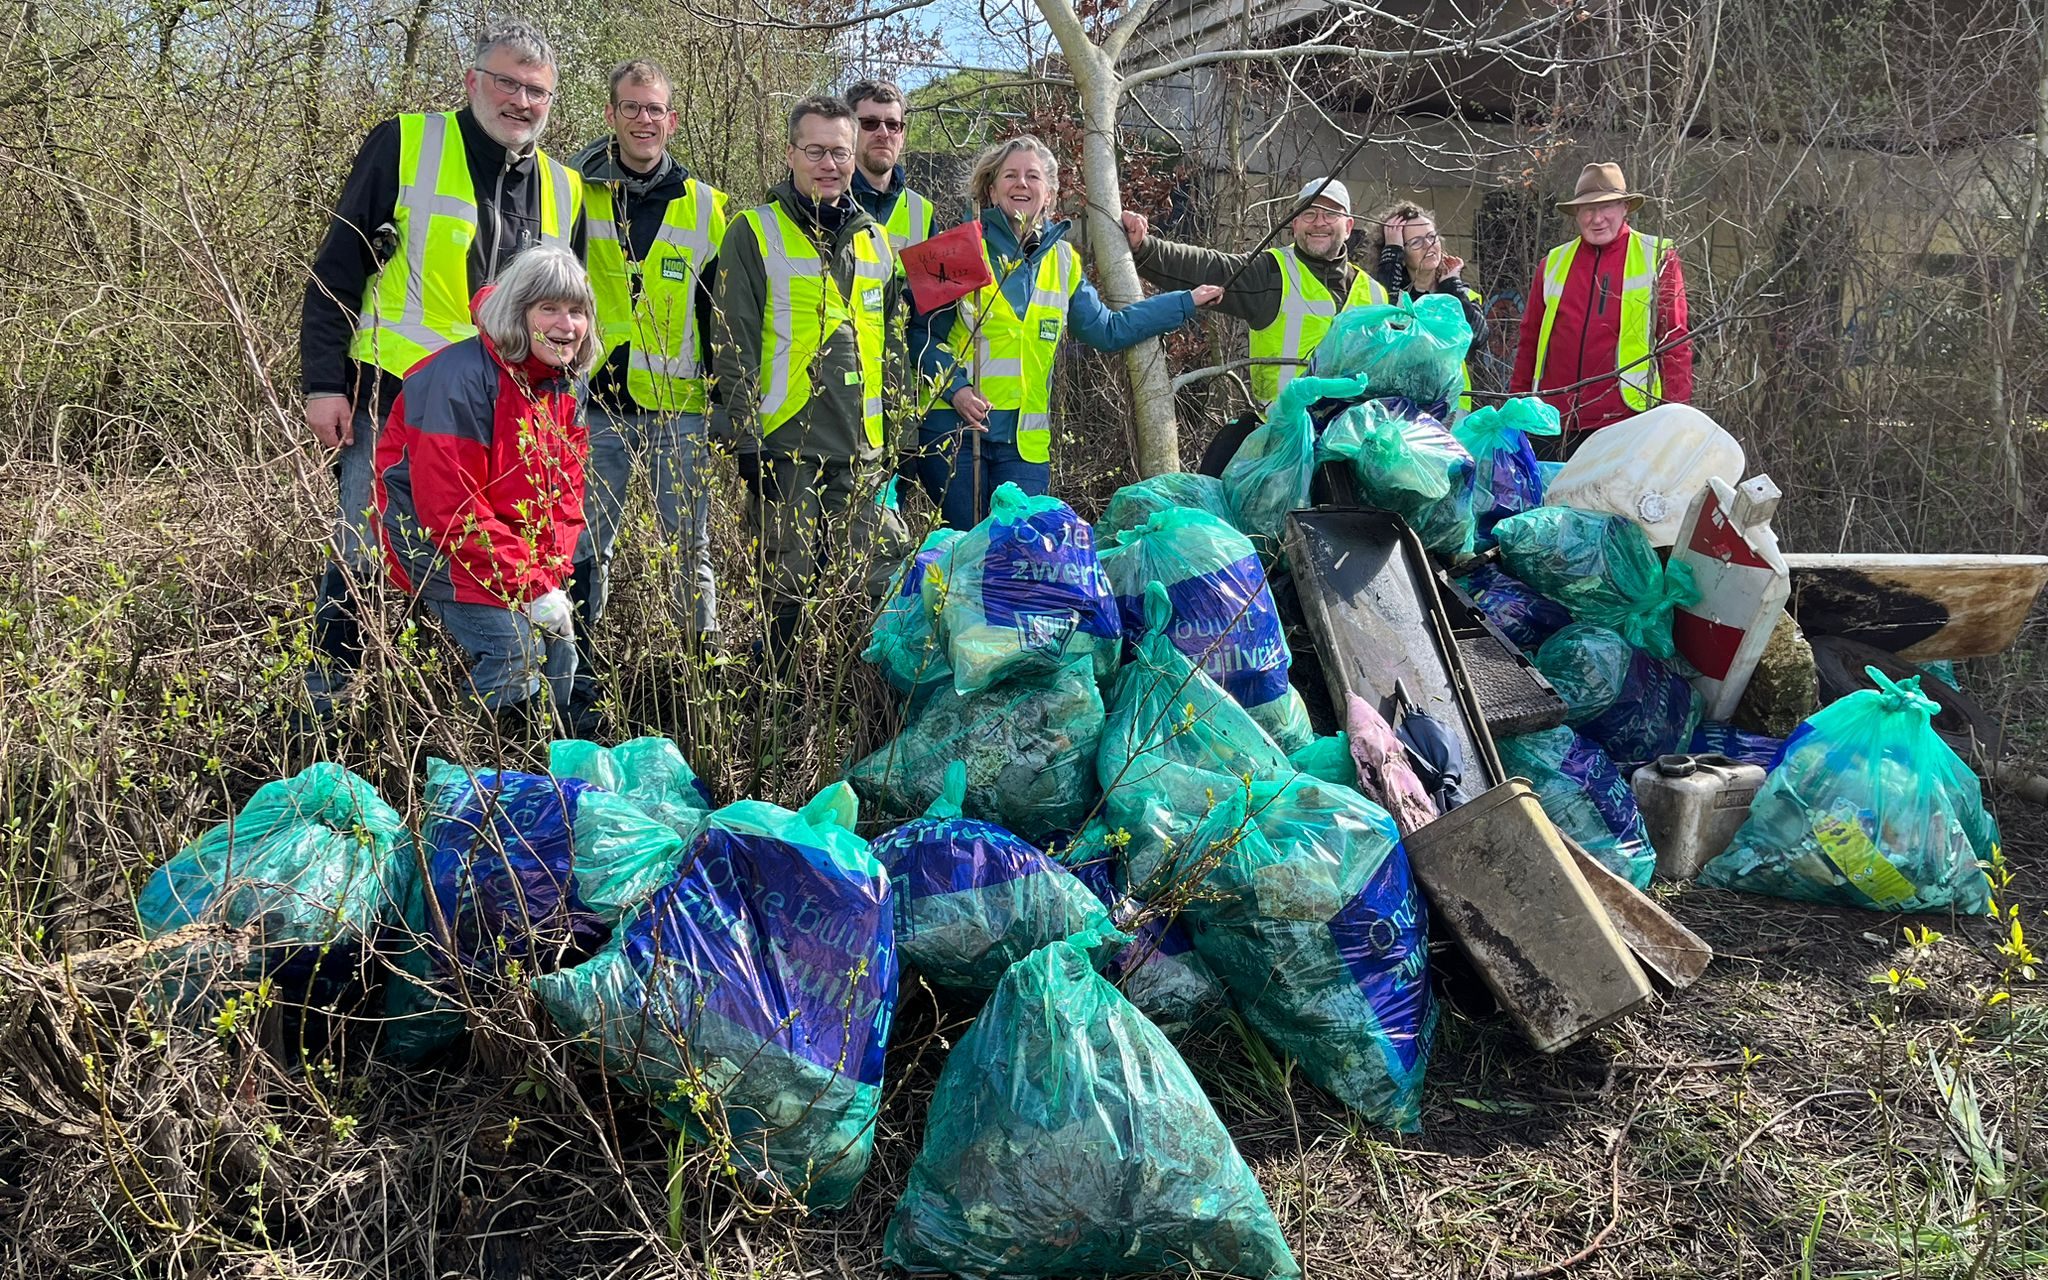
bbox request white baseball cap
[1294,177,1352,217]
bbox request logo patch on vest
[660,258,691,282]
[1037,317,1062,342]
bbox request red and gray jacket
[374,327,587,607]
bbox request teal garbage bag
[1099,507,1314,753]
[1499,726,1656,888]
[549,736,712,839]
[1095,471,1239,545]
[1175,775,1435,1131]
[1070,856,1227,1040]
[1536,624,1703,763]
[847,655,1104,843]
[1493,506,1700,659]
[1288,731,1358,787]
[1700,670,1997,914]
[1317,396,1477,556]
[533,784,894,1208]
[1306,293,1473,408]
[882,940,1301,1279]
[1454,396,1561,547]
[868,762,1124,990]
[1223,373,1368,545]
[863,528,961,693]
[934,483,1121,696]
[137,764,408,1000]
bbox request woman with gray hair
[374,244,599,730]
[909,135,1223,528]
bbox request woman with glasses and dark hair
[1368,200,1487,411]
[375,245,599,730]
[910,135,1222,529]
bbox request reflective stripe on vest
[1248,245,1387,402]
[743,202,892,448]
[1532,233,1668,412]
[946,236,1079,465]
[349,112,582,377]
[587,179,729,413]
[883,189,935,250]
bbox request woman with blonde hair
[909,134,1223,528]
[374,244,599,727]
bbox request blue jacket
[912,208,1197,444]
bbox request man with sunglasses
[298,21,585,719]
[845,80,934,250]
[1120,177,1387,408]
[565,59,730,715]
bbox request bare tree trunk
[1989,7,2047,530]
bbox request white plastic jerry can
[1543,404,1746,546]
[1631,753,1767,882]
[1672,475,1791,721]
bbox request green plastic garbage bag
[534,783,894,1208]
[1288,731,1358,787]
[1317,396,1477,556]
[863,528,961,693]
[1178,775,1435,1132]
[1493,506,1700,659]
[933,483,1122,696]
[1535,624,1703,764]
[1223,373,1367,545]
[1306,293,1473,407]
[1700,670,1997,914]
[549,736,712,839]
[847,656,1104,843]
[1499,726,1656,888]
[868,762,1124,990]
[1094,471,1239,545]
[1070,856,1227,1041]
[882,940,1301,1279]
[138,763,407,1000]
[1100,508,1314,753]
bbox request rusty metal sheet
[1785,553,2048,660]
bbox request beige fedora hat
[1556,162,1646,213]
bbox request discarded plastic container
[1631,753,1766,882]
[1405,779,1653,1053]
[1545,404,1745,546]
[1673,476,1791,721]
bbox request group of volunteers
[297,21,1695,732]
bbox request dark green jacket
[1130,235,1366,331]
[708,177,907,462]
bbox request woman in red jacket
[375,244,596,725]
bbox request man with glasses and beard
[298,20,585,720]
[708,96,907,670]
[844,79,934,251]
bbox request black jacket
[300,107,588,402]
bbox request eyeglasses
[858,116,906,135]
[478,69,554,105]
[1406,231,1442,248]
[615,100,672,121]
[795,144,854,164]
[1295,208,1348,226]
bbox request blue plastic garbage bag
[868,762,1122,990]
[1100,507,1314,752]
[882,939,1301,1279]
[138,764,408,1003]
[1700,670,1997,914]
[1071,857,1225,1040]
[1317,396,1478,556]
[1224,373,1368,545]
[1494,506,1700,659]
[1691,721,1788,769]
[864,528,961,693]
[1498,726,1656,887]
[1095,471,1240,545]
[1306,293,1473,409]
[533,784,895,1208]
[934,483,1121,695]
[1537,624,1703,764]
[1454,563,1573,653]
[1455,397,1561,547]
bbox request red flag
[900,221,992,313]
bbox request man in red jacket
[1510,163,1693,455]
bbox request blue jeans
[424,597,578,711]
[306,394,390,712]
[914,424,1050,530]
[579,404,717,636]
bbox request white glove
[523,588,575,639]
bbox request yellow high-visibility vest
[737,200,893,448]
[586,177,729,414]
[882,188,934,250]
[944,235,1082,465]
[1248,245,1387,403]
[1532,232,1671,411]
[349,112,581,377]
